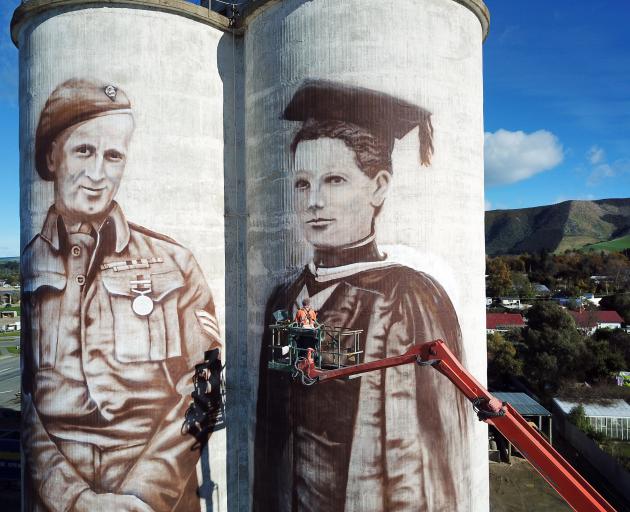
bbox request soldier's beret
[34,78,132,181]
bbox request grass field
[582,235,630,252]
[601,440,630,472]
[556,236,602,253]
[0,331,20,338]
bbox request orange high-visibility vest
[295,307,317,328]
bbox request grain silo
[11,1,489,510]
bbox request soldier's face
[293,138,390,249]
[47,114,134,221]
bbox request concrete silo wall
[15,4,228,511]
[13,0,489,510]
[245,0,489,511]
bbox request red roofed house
[486,313,525,334]
[569,310,624,334]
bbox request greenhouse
[554,399,630,441]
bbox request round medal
[132,295,154,316]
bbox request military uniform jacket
[21,203,221,512]
[255,259,472,512]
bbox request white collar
[307,256,398,283]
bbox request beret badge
[104,85,117,101]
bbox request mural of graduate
[254,80,471,512]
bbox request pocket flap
[23,271,67,294]
[102,270,185,302]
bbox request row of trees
[0,260,19,287]
[487,302,630,398]
[486,250,630,298]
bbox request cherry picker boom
[294,339,616,512]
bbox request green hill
[582,235,630,252]
[485,198,630,255]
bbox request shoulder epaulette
[128,222,181,246]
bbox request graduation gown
[254,255,471,512]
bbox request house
[486,312,525,333]
[499,297,521,310]
[581,293,602,307]
[552,295,582,308]
[590,275,612,284]
[569,310,623,334]
[0,318,20,332]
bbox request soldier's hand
[75,490,156,512]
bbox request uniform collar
[40,201,131,254]
[107,202,131,253]
[39,206,63,251]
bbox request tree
[521,302,587,394]
[487,332,523,385]
[581,336,626,383]
[568,405,606,443]
[0,261,20,287]
[593,328,630,370]
[567,404,590,432]
[487,257,512,297]
[510,272,534,298]
[599,293,630,323]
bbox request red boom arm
[297,340,616,512]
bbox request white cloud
[587,158,630,186]
[582,144,630,186]
[587,145,605,165]
[484,199,492,211]
[484,129,564,186]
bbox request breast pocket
[102,270,185,363]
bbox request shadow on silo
[218,29,248,512]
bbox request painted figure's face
[293,137,390,249]
[47,113,134,222]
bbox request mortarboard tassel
[419,111,434,167]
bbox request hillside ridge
[485,198,630,255]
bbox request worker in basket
[294,297,317,329]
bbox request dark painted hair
[290,119,392,178]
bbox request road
[0,336,19,411]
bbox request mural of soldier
[255,80,471,511]
[21,79,221,512]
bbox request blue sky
[483,0,630,211]
[1,0,629,256]
[0,1,19,257]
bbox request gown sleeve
[253,284,294,512]
[381,269,470,512]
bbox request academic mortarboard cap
[283,79,434,166]
[35,78,133,181]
